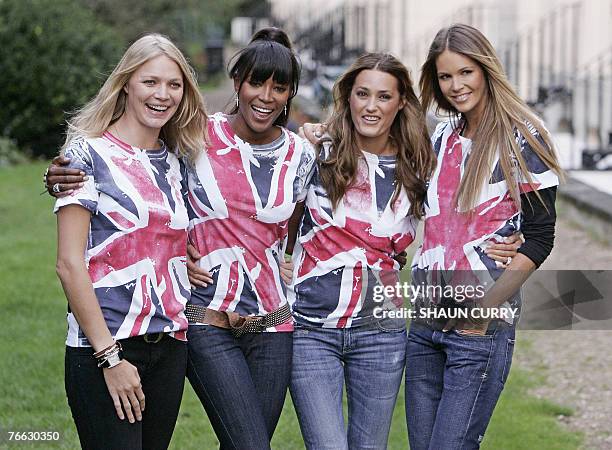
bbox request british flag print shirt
[54,132,191,347]
[411,120,559,322]
[289,148,418,328]
[187,113,316,332]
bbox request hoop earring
[284,104,287,116]
[235,94,239,108]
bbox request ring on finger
[506,256,512,265]
[52,183,61,193]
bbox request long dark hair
[320,52,435,219]
[227,27,300,127]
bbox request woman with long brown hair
[286,52,435,449]
[405,23,562,449]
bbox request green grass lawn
[0,162,583,449]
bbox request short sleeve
[516,126,560,193]
[53,138,99,214]
[294,136,317,203]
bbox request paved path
[569,170,612,195]
[516,216,612,450]
[202,78,234,115]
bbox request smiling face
[123,55,184,135]
[349,69,405,154]
[232,75,290,145]
[435,49,487,126]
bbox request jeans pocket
[187,324,209,338]
[292,323,312,338]
[187,325,220,352]
[444,332,493,391]
[500,338,515,384]
[376,317,407,333]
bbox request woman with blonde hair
[54,33,206,450]
[405,23,562,449]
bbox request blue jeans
[186,325,293,450]
[405,322,516,450]
[65,335,187,450]
[290,318,407,450]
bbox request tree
[80,0,249,74]
[0,0,122,156]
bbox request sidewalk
[558,171,612,245]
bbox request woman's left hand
[45,155,87,197]
[485,233,523,268]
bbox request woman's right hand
[279,257,294,285]
[299,123,326,145]
[186,243,214,288]
[393,251,408,270]
[103,359,145,423]
[45,155,87,197]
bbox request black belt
[123,332,166,344]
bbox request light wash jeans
[290,318,407,450]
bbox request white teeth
[363,116,380,121]
[252,105,273,113]
[147,104,169,112]
[454,94,470,102]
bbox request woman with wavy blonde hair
[62,33,206,162]
[53,34,207,450]
[287,52,435,449]
[406,23,563,449]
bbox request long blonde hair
[420,24,563,212]
[63,34,207,161]
[321,53,435,219]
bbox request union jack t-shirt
[54,132,191,347]
[411,120,559,322]
[289,148,418,328]
[187,113,316,332]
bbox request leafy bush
[0,0,123,157]
[0,137,28,167]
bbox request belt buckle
[143,332,164,344]
[231,316,264,338]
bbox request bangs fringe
[230,41,298,95]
